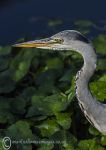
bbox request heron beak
[13,38,56,48]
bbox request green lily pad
[74,20,94,28]
[101,136,106,146]
[0,70,15,93]
[10,48,35,81]
[46,57,63,69]
[90,80,106,101]
[74,20,93,34]
[37,119,60,137]
[55,112,71,129]
[7,120,34,139]
[10,97,27,115]
[26,93,69,117]
[0,139,4,150]
[97,59,106,70]
[78,139,104,150]
[48,19,63,27]
[93,35,106,55]
[0,97,14,123]
[0,46,11,56]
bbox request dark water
[0,0,106,46]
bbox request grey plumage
[52,31,106,134]
[14,30,106,135]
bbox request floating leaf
[14,61,30,81]
[17,145,32,150]
[60,70,72,82]
[51,131,77,150]
[0,46,11,56]
[21,87,37,102]
[74,20,93,34]
[55,112,71,129]
[7,121,34,139]
[0,70,15,93]
[0,56,10,71]
[78,139,104,150]
[46,57,63,69]
[90,80,106,101]
[78,139,95,150]
[10,97,27,115]
[0,97,14,123]
[74,20,94,28]
[101,136,106,146]
[26,94,69,117]
[93,35,106,54]
[0,139,4,150]
[6,121,35,149]
[38,144,54,150]
[89,125,100,136]
[99,74,106,82]
[97,59,106,70]
[48,19,63,27]
[36,69,61,94]
[26,95,53,117]
[37,119,60,137]
[11,49,35,81]
[43,93,69,113]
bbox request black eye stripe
[54,38,64,43]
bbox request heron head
[13,30,90,50]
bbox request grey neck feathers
[73,41,106,135]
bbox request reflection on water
[0,0,106,46]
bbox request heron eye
[54,38,64,44]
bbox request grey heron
[14,30,106,135]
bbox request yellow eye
[54,38,64,44]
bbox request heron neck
[75,52,97,105]
[75,44,97,122]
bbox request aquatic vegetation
[0,23,106,150]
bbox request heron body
[14,30,106,135]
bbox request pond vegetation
[0,19,106,150]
